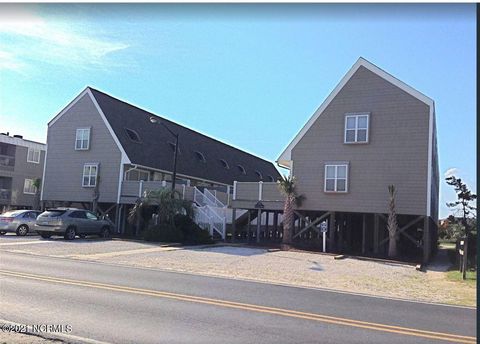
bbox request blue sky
[0,4,476,218]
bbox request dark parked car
[35,208,112,240]
[0,210,42,236]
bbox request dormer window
[267,175,275,182]
[194,151,206,163]
[254,170,263,180]
[75,128,90,150]
[237,164,246,175]
[220,159,229,169]
[344,113,369,144]
[125,128,141,143]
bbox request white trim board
[276,57,435,169]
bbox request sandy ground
[0,236,476,307]
[85,245,475,306]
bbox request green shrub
[143,223,184,242]
[174,214,214,245]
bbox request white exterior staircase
[193,187,227,239]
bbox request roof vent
[13,135,23,139]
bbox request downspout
[123,164,139,180]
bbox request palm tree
[277,175,304,248]
[387,185,399,258]
[128,188,193,233]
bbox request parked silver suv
[35,208,112,240]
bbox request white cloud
[444,167,459,178]
[0,6,129,72]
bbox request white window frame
[23,179,36,194]
[324,164,349,193]
[27,148,41,164]
[344,113,370,144]
[82,163,98,188]
[75,128,91,151]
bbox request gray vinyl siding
[291,66,430,216]
[0,144,45,208]
[42,94,121,203]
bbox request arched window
[254,170,263,180]
[267,175,275,182]
[219,159,229,169]
[194,151,206,163]
[237,164,246,175]
[125,128,140,143]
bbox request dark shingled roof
[89,88,280,185]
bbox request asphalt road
[0,251,476,344]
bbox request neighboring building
[232,57,439,263]
[41,87,280,236]
[0,133,46,213]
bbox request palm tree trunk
[282,195,294,245]
[387,186,398,258]
[388,233,397,258]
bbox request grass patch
[446,269,477,285]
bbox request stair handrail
[204,205,226,239]
[203,188,225,208]
[193,187,207,207]
[193,204,213,236]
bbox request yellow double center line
[0,269,475,344]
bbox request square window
[82,163,98,187]
[325,164,348,193]
[75,128,90,150]
[23,179,36,194]
[345,114,369,144]
[27,148,41,163]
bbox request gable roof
[276,57,435,169]
[87,88,280,185]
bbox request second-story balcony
[120,180,196,204]
[231,181,284,210]
[0,154,15,171]
[120,180,231,207]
